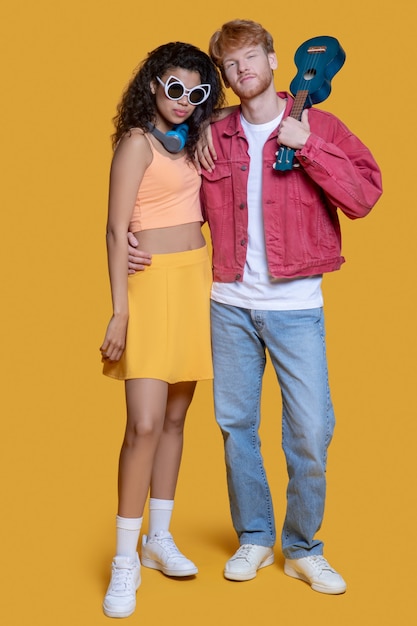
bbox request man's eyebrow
[224,47,259,62]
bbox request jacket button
[241,165,248,171]
[240,239,246,246]
[235,274,241,280]
[239,202,245,209]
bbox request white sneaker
[224,544,274,581]
[141,531,198,576]
[103,553,141,618]
[284,555,347,594]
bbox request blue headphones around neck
[147,122,189,153]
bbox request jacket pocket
[200,164,233,210]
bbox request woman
[100,42,224,618]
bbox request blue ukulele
[273,36,346,172]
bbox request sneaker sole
[102,601,136,618]
[141,557,198,577]
[284,564,347,595]
[224,553,275,581]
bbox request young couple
[100,19,382,618]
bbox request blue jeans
[210,301,335,559]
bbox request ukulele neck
[290,90,309,121]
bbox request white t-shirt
[211,113,323,311]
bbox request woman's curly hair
[112,41,226,158]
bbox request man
[129,20,382,594]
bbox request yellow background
[1,1,415,624]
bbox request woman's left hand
[100,314,128,362]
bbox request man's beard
[233,72,273,100]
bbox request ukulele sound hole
[303,68,316,81]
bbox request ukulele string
[280,50,321,165]
[294,50,322,119]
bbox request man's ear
[269,52,278,71]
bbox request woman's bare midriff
[132,221,205,254]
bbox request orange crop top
[129,138,203,232]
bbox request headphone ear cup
[166,123,189,151]
[146,122,189,153]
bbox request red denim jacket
[200,92,382,281]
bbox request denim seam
[249,332,275,543]
[319,313,334,466]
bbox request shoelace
[305,555,336,573]
[232,545,257,561]
[152,534,192,561]
[152,534,184,560]
[109,565,136,593]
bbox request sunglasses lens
[188,88,206,104]
[167,83,185,100]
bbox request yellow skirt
[103,245,213,384]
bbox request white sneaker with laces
[284,555,347,594]
[103,553,141,618]
[224,544,275,581]
[141,531,198,576]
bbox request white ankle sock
[148,498,174,536]
[115,515,142,557]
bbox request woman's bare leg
[150,381,197,498]
[118,378,168,518]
